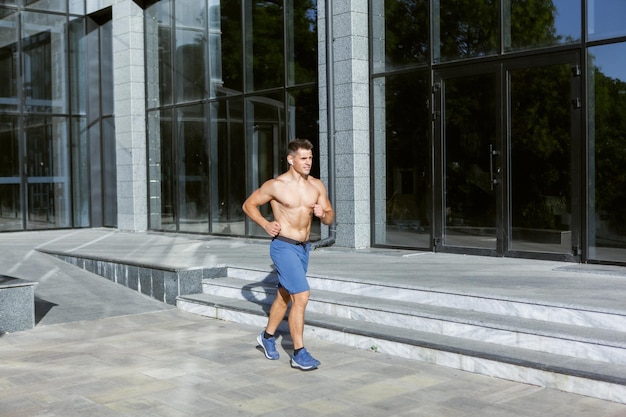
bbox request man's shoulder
[306,176,325,190]
[261,175,290,193]
[271,173,290,186]
[271,172,322,187]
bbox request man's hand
[264,221,281,237]
[311,203,325,219]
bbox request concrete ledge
[0,275,37,333]
[38,249,226,305]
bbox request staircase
[177,266,626,404]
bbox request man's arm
[242,181,282,237]
[312,181,334,226]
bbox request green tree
[508,0,558,49]
[593,69,626,235]
[383,0,429,66]
[439,0,499,60]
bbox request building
[1,0,625,266]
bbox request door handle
[489,144,500,191]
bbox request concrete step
[223,267,626,332]
[176,292,626,404]
[176,268,626,403]
[199,276,626,366]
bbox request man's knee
[291,290,310,305]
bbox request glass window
[212,98,245,235]
[217,0,243,95]
[244,94,285,236]
[148,109,176,231]
[287,87,318,159]
[372,72,431,248]
[71,116,89,227]
[0,182,21,231]
[588,43,626,262]
[68,16,86,116]
[246,0,284,91]
[177,105,209,233]
[207,0,223,97]
[443,72,497,250]
[435,0,498,62]
[22,12,69,114]
[145,0,317,238]
[175,0,208,103]
[0,115,19,179]
[24,0,66,13]
[24,116,71,229]
[588,0,626,42]
[101,116,116,227]
[146,0,173,108]
[69,0,84,15]
[504,0,581,52]
[0,115,21,231]
[510,63,572,253]
[85,18,101,121]
[0,7,17,112]
[100,18,113,116]
[286,0,317,84]
[372,0,429,72]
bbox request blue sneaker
[257,331,279,360]
[290,348,320,370]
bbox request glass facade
[504,0,581,52]
[0,2,113,231]
[587,42,626,263]
[371,0,626,264]
[1,0,625,266]
[145,0,319,237]
[588,0,626,42]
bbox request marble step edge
[217,269,626,332]
[176,292,626,391]
[227,265,626,316]
[202,276,626,351]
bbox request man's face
[290,149,313,175]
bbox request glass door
[434,52,581,260]
[434,68,500,255]
[505,53,581,259]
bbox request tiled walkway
[1,229,626,416]
[2,308,626,417]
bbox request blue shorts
[270,237,311,294]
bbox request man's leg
[257,287,290,360]
[288,290,310,350]
[288,290,320,370]
[266,286,290,335]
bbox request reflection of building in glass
[0,0,625,265]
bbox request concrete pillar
[112,0,147,231]
[319,0,371,248]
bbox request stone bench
[0,275,37,334]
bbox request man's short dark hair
[287,138,313,155]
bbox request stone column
[319,0,370,248]
[112,0,147,231]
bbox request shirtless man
[242,138,334,370]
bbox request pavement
[1,229,626,417]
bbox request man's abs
[272,207,313,242]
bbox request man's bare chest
[274,183,319,209]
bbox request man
[242,138,334,370]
